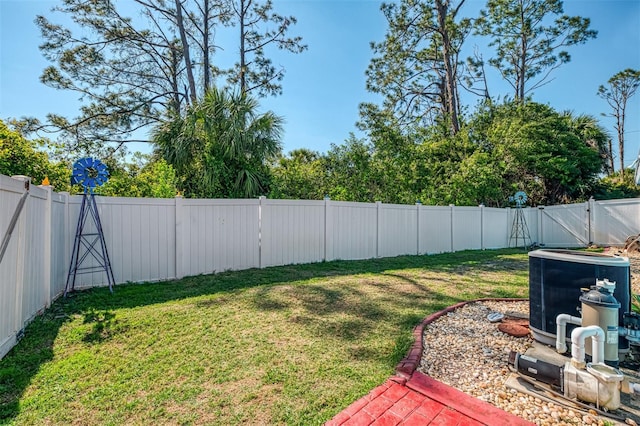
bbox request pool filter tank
[580,279,621,366]
[528,249,630,352]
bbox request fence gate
[538,203,590,247]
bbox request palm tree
[563,112,612,176]
[153,87,283,198]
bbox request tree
[594,171,640,200]
[363,0,470,135]
[469,102,607,205]
[153,87,283,198]
[95,154,178,198]
[597,68,640,177]
[269,149,326,200]
[323,136,381,202]
[0,120,70,191]
[227,0,307,96]
[564,112,612,176]
[475,0,596,102]
[33,0,303,153]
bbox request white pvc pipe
[556,314,582,353]
[571,325,605,366]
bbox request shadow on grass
[0,248,528,422]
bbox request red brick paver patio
[326,299,534,426]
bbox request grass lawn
[0,249,529,425]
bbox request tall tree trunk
[518,5,526,101]
[239,0,249,93]
[169,42,182,113]
[175,0,197,103]
[618,108,625,178]
[608,138,615,175]
[435,0,459,135]
[203,0,211,92]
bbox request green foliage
[286,101,610,207]
[468,101,607,205]
[93,155,178,198]
[154,87,283,198]
[0,120,70,191]
[593,171,640,200]
[632,294,640,315]
[269,149,326,200]
[475,0,597,101]
[324,136,382,202]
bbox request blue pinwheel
[72,157,109,190]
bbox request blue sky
[1,0,639,168]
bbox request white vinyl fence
[1,172,639,359]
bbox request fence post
[505,207,511,248]
[259,196,266,268]
[479,204,485,250]
[588,197,595,245]
[175,194,184,279]
[537,206,545,246]
[324,196,331,262]
[376,201,382,258]
[416,202,421,255]
[449,204,455,252]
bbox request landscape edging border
[394,297,529,380]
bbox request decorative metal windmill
[509,191,532,249]
[65,158,115,296]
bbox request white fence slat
[327,201,377,261]
[261,199,325,267]
[379,203,417,257]
[452,206,482,251]
[0,176,23,359]
[592,198,640,246]
[483,208,509,249]
[181,199,260,275]
[419,206,452,254]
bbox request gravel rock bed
[418,251,640,426]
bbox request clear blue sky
[1,0,639,168]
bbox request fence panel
[19,186,49,326]
[419,206,452,254]
[0,176,27,359]
[261,199,324,267]
[379,203,418,258]
[452,207,482,251]
[538,203,589,247]
[327,201,377,261]
[592,198,640,246]
[181,199,260,275]
[50,192,68,299]
[483,208,509,249]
